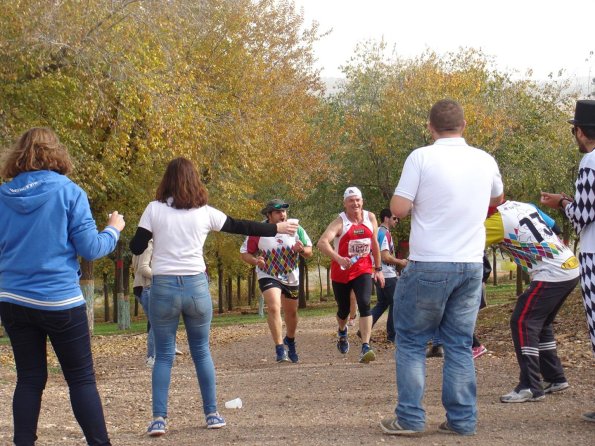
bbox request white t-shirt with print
[395,137,503,263]
[138,201,227,275]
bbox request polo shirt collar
[433,137,467,146]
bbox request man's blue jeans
[372,276,397,341]
[139,287,155,358]
[393,261,482,435]
[0,302,111,446]
[150,274,217,418]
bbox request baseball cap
[343,186,362,200]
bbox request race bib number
[347,238,371,257]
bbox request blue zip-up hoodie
[0,170,120,310]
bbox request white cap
[343,186,362,200]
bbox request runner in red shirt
[317,187,384,363]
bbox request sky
[293,0,594,90]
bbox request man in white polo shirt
[381,99,504,436]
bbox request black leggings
[332,274,373,319]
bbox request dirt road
[0,294,593,445]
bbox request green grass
[485,282,518,305]
[0,282,521,343]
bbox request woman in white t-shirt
[129,158,297,437]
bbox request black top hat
[261,198,290,215]
[568,100,595,127]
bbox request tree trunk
[317,257,325,301]
[80,258,95,333]
[116,241,130,330]
[298,256,306,309]
[516,264,523,296]
[227,276,233,311]
[236,275,241,306]
[251,267,257,306]
[248,271,252,306]
[112,259,118,323]
[492,249,498,286]
[305,262,309,301]
[103,272,110,322]
[217,254,224,314]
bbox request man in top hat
[317,187,384,363]
[540,99,595,423]
[240,199,313,363]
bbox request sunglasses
[272,203,289,210]
[391,216,399,222]
[571,126,577,136]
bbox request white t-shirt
[138,201,227,275]
[395,137,503,263]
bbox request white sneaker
[145,356,155,368]
[500,388,544,403]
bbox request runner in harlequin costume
[485,200,579,403]
[240,199,313,363]
[317,186,385,363]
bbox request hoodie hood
[0,170,71,214]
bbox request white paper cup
[225,397,243,409]
[287,218,299,225]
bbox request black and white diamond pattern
[578,252,595,355]
[566,167,595,235]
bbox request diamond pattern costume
[563,154,595,354]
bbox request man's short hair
[429,99,465,133]
[379,208,392,221]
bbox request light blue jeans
[393,261,482,435]
[139,287,155,358]
[150,274,216,418]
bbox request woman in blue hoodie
[0,128,125,446]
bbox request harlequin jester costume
[485,200,579,402]
[242,227,312,287]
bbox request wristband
[374,267,382,272]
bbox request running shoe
[275,344,290,363]
[337,329,349,354]
[147,418,166,436]
[359,343,376,363]
[283,336,299,363]
[542,381,569,394]
[206,412,226,429]
[380,417,422,435]
[472,345,487,359]
[500,388,545,403]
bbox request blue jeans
[371,276,397,341]
[150,274,216,418]
[393,261,482,435]
[0,302,111,446]
[139,287,155,358]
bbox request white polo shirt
[395,137,503,263]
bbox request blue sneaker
[337,328,349,354]
[283,336,299,363]
[359,343,376,363]
[147,418,166,436]
[275,344,290,363]
[206,412,226,429]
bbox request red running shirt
[330,211,374,283]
